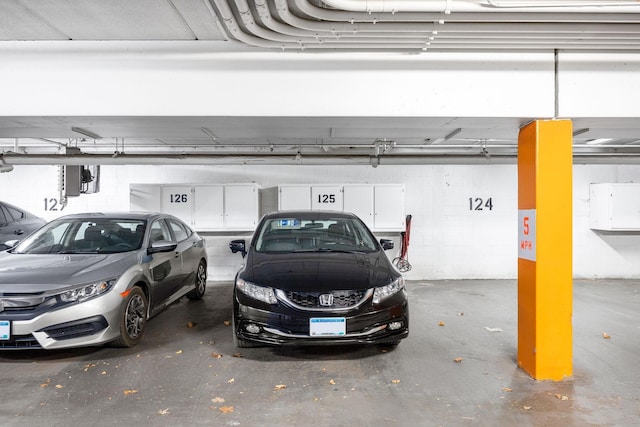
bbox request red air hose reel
[392,214,412,272]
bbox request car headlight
[236,278,277,304]
[58,279,116,303]
[372,277,405,304]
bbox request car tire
[111,286,147,348]
[187,260,207,300]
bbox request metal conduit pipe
[213,0,640,50]
[293,0,640,23]
[3,152,640,166]
[320,0,640,13]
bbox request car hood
[242,251,397,291]
[0,252,138,293]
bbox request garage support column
[517,119,573,381]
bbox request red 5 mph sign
[518,209,536,262]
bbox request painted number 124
[469,197,493,211]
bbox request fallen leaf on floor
[391,379,401,384]
[523,405,532,410]
[187,322,196,328]
[457,312,464,316]
[454,358,463,363]
[227,378,235,384]
[101,371,107,375]
[555,394,569,401]
[329,379,336,385]
[223,321,231,326]
[219,406,234,414]
[175,350,183,354]
[602,332,611,339]
[232,353,243,358]
[83,363,97,371]
[40,379,52,388]
[212,397,225,403]
[502,387,513,392]
[55,385,64,389]
[438,321,445,327]
[211,353,223,358]
[158,408,170,416]
[123,389,138,395]
[274,384,287,391]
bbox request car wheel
[187,260,207,300]
[111,286,147,348]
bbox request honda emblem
[318,294,334,307]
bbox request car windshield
[12,218,147,254]
[255,216,378,253]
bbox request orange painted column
[517,119,573,381]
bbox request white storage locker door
[224,185,259,229]
[161,185,193,225]
[194,185,224,231]
[311,185,343,211]
[130,184,161,212]
[610,184,640,229]
[343,185,374,229]
[374,185,405,231]
[279,185,311,210]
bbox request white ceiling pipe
[320,0,640,13]
[294,0,640,23]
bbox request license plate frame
[309,317,346,337]
[0,320,10,340]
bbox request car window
[13,218,146,254]
[167,219,189,242]
[149,220,172,243]
[255,217,378,253]
[0,205,8,225]
[5,205,24,221]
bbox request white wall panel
[3,163,640,280]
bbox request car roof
[264,211,359,220]
[53,212,166,221]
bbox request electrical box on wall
[590,183,640,231]
[130,183,259,231]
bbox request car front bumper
[0,291,124,350]
[234,294,409,346]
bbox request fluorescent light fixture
[586,138,613,145]
[71,127,101,140]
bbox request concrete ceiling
[1,0,640,164]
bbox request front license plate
[310,318,346,336]
[0,321,10,340]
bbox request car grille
[0,334,41,349]
[283,290,369,310]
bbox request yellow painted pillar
[517,119,573,381]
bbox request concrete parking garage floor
[0,279,637,427]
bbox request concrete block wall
[1,163,639,280]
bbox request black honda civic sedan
[229,211,409,348]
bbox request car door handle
[14,229,24,235]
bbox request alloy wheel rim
[125,294,145,338]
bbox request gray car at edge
[0,212,207,350]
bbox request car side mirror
[229,239,247,258]
[147,240,178,254]
[380,239,394,251]
[3,239,19,248]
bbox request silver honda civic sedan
[0,212,208,350]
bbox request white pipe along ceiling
[207,0,640,51]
